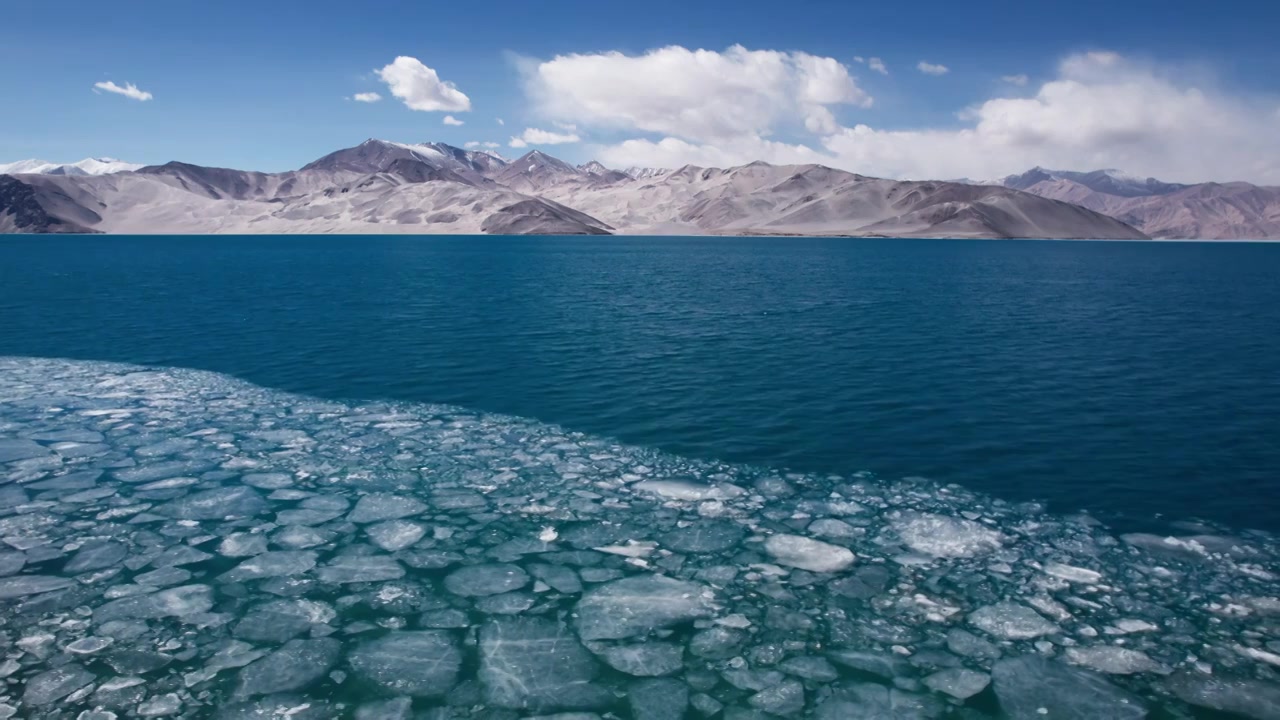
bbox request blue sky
[2,0,1279,182]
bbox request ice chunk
[575,574,714,640]
[94,584,214,622]
[165,486,267,520]
[221,551,317,582]
[151,545,213,568]
[808,518,859,539]
[891,512,1003,558]
[234,638,341,697]
[479,617,610,711]
[1065,646,1164,675]
[764,534,855,572]
[992,656,1148,719]
[443,563,530,596]
[233,599,334,643]
[365,520,426,552]
[241,472,293,489]
[348,631,461,697]
[0,574,74,598]
[23,664,95,705]
[599,642,684,676]
[355,697,413,720]
[749,679,805,715]
[0,438,51,462]
[137,693,182,716]
[346,493,427,523]
[778,656,839,682]
[633,480,744,501]
[316,554,405,584]
[218,532,268,558]
[924,668,991,699]
[659,521,745,553]
[476,591,536,614]
[1164,672,1280,720]
[631,678,690,720]
[65,539,129,573]
[946,628,1001,660]
[65,636,114,655]
[1044,562,1103,584]
[968,601,1058,639]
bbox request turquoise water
[3,235,1280,718]
[2,235,1277,531]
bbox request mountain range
[1,141,1276,238]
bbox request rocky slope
[997,168,1280,239]
[1,141,1145,238]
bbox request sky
[3,0,1279,183]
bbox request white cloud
[523,45,870,144]
[583,51,1280,184]
[465,141,502,149]
[375,56,470,112]
[496,117,505,125]
[1001,74,1029,86]
[351,92,382,103]
[508,137,528,149]
[868,57,888,75]
[514,127,581,145]
[442,115,464,126]
[93,81,152,102]
[917,61,950,76]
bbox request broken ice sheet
[0,356,1276,718]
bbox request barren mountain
[996,168,1280,239]
[2,141,1145,238]
[543,162,1147,239]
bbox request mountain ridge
[987,167,1280,239]
[0,139,1167,239]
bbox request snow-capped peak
[0,157,142,176]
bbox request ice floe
[0,356,1276,718]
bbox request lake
[2,235,1277,531]
[2,234,1279,718]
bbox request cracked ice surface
[0,358,1279,719]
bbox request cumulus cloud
[496,117,505,125]
[868,58,888,75]
[465,141,502,149]
[511,127,581,146]
[583,51,1280,184]
[376,56,470,112]
[508,137,528,149]
[917,61,950,76]
[442,115,464,126]
[93,81,152,101]
[1001,74,1029,86]
[351,92,382,103]
[523,45,870,145]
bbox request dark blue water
[2,235,1278,531]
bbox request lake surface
[3,235,1280,719]
[1,235,1278,532]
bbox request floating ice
[0,357,1277,719]
[479,617,610,711]
[575,574,715,640]
[365,520,426,552]
[598,642,685,676]
[443,563,530,596]
[346,493,427,523]
[992,656,1148,719]
[764,533,856,572]
[891,511,1003,558]
[347,631,461,697]
[968,601,1059,639]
